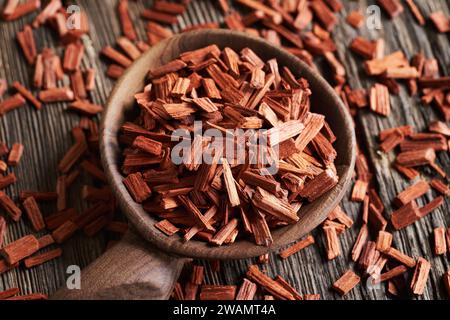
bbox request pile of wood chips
[0,0,449,300]
[120,44,339,247]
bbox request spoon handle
[52,230,188,300]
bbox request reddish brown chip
[23,197,45,232]
[101,46,132,68]
[368,203,388,231]
[419,196,444,217]
[0,235,39,265]
[351,224,369,262]
[7,143,24,166]
[236,0,282,24]
[0,216,6,248]
[274,275,302,300]
[217,0,230,13]
[258,253,269,264]
[0,94,26,116]
[323,226,341,260]
[279,235,315,259]
[396,148,436,168]
[380,129,404,153]
[393,180,430,207]
[299,169,338,202]
[442,270,450,298]
[375,265,408,284]
[351,180,368,202]
[84,215,110,237]
[0,259,18,274]
[346,11,364,28]
[0,173,17,190]
[24,248,62,268]
[235,278,257,300]
[0,191,22,221]
[3,0,40,21]
[358,241,379,271]
[39,88,75,102]
[447,229,450,254]
[393,163,419,180]
[410,257,431,295]
[329,206,354,228]
[303,294,321,300]
[63,43,84,72]
[376,230,393,252]
[0,79,7,98]
[45,209,77,231]
[117,37,141,61]
[434,227,447,255]
[16,25,37,65]
[106,64,125,79]
[12,81,42,110]
[365,51,407,76]
[141,9,179,25]
[405,0,425,25]
[246,265,295,300]
[155,219,179,236]
[54,176,67,213]
[52,220,78,244]
[0,161,6,173]
[0,287,20,299]
[385,247,416,268]
[380,125,414,141]
[310,0,337,31]
[132,136,163,156]
[70,71,87,99]
[199,285,236,300]
[429,11,450,33]
[210,218,239,246]
[118,0,137,41]
[333,270,361,296]
[84,68,96,91]
[391,201,421,230]
[149,60,187,79]
[349,37,377,60]
[123,172,152,203]
[58,141,87,173]
[370,83,390,116]
[6,293,48,300]
[0,142,9,157]
[430,179,450,196]
[2,0,20,17]
[190,265,204,286]
[37,234,55,249]
[80,160,107,183]
[69,100,103,116]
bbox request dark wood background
[0,0,449,300]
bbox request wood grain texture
[0,0,448,300]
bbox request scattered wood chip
[332,270,360,296]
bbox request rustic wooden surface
[0,0,449,300]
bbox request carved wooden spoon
[53,29,356,300]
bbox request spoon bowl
[101,29,356,259]
[54,29,356,300]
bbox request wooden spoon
[53,30,356,300]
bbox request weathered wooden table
[0,0,448,300]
